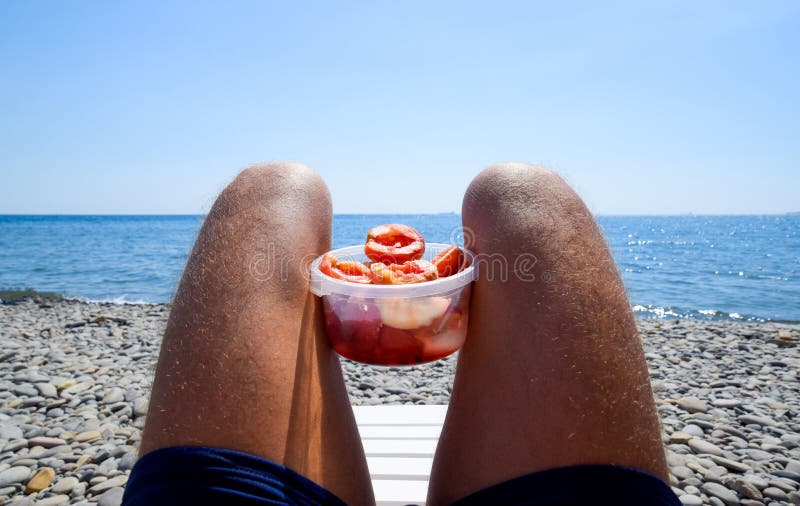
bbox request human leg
[427,163,667,504]
[138,163,373,505]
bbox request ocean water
[0,214,798,322]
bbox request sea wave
[630,304,781,323]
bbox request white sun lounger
[353,405,448,506]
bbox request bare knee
[462,162,593,252]
[212,162,331,223]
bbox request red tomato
[431,245,465,277]
[365,224,425,264]
[319,253,372,284]
[370,260,438,284]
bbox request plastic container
[310,243,476,366]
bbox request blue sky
[1,1,798,215]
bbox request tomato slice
[370,259,438,284]
[431,245,465,277]
[319,253,373,284]
[365,224,425,264]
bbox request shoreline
[3,289,794,324]
[1,299,799,504]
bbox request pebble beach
[1,298,799,506]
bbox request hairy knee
[229,162,327,199]
[213,162,331,220]
[463,162,593,250]
[465,163,571,209]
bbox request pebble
[33,496,69,506]
[118,452,137,471]
[679,494,703,505]
[727,477,763,500]
[26,437,65,449]
[682,424,705,437]
[102,388,125,404]
[701,482,741,504]
[688,438,725,456]
[88,474,127,493]
[678,396,709,413]
[739,415,777,427]
[670,432,693,444]
[132,398,148,417]
[75,430,102,443]
[24,467,55,494]
[711,456,751,473]
[35,383,57,398]
[0,466,32,487]
[50,476,79,494]
[97,487,125,506]
[762,486,788,501]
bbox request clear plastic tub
[310,243,477,366]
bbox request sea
[0,214,798,322]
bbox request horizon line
[0,212,798,217]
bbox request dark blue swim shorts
[121,446,680,505]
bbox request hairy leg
[140,163,374,506]
[427,163,667,504]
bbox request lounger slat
[353,404,447,425]
[362,438,438,457]
[358,424,442,439]
[372,478,429,506]
[366,456,433,480]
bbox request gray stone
[682,424,705,437]
[712,456,752,473]
[119,451,138,471]
[88,474,127,493]
[743,474,770,490]
[787,460,800,474]
[713,399,742,408]
[670,432,694,444]
[767,478,797,492]
[0,425,24,440]
[741,449,773,461]
[727,478,764,500]
[706,465,729,483]
[773,470,800,482]
[3,439,28,452]
[689,438,725,456]
[102,387,125,404]
[97,487,125,506]
[709,497,726,506]
[35,383,57,398]
[132,397,148,417]
[51,476,79,494]
[8,497,35,506]
[762,487,788,501]
[12,384,38,397]
[701,482,741,505]
[27,437,66,448]
[33,496,70,506]
[672,465,694,480]
[678,396,709,413]
[739,414,777,427]
[787,491,800,505]
[0,466,32,487]
[39,444,72,458]
[679,494,703,505]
